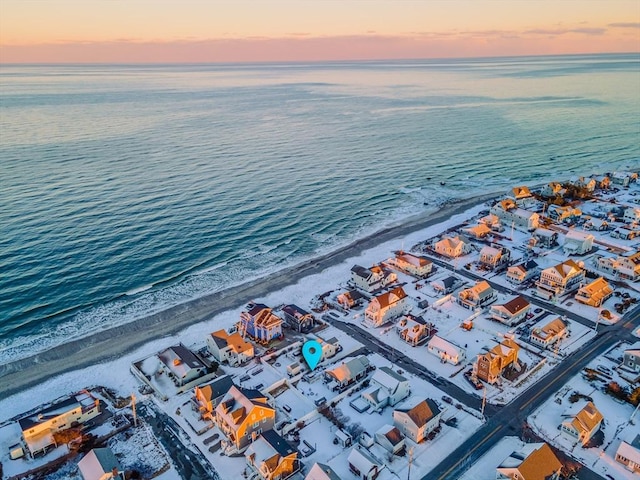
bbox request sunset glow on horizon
[1,0,639,63]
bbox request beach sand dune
[0,193,495,398]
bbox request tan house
[78,448,124,480]
[615,435,640,474]
[393,252,433,277]
[350,264,397,293]
[530,317,567,349]
[434,235,473,258]
[393,397,442,443]
[598,251,640,281]
[506,260,539,284]
[536,259,584,299]
[575,277,613,307]
[244,430,299,480]
[194,375,234,421]
[215,385,276,453]
[560,401,603,445]
[462,223,492,239]
[427,335,466,365]
[208,330,254,366]
[19,391,100,458]
[548,205,581,223]
[458,280,496,309]
[473,338,520,384]
[479,245,510,270]
[397,314,432,346]
[365,286,408,327]
[490,295,530,326]
[305,463,341,480]
[496,442,562,480]
[336,289,365,309]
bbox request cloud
[608,22,640,29]
[524,27,605,36]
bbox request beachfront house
[336,289,365,310]
[506,260,539,284]
[575,277,613,307]
[244,430,299,480]
[215,385,276,454]
[348,446,383,480]
[535,259,584,299]
[598,251,640,281]
[462,223,492,240]
[364,286,408,327]
[490,199,540,232]
[612,171,631,187]
[434,235,473,258]
[392,252,433,277]
[479,245,510,270]
[560,401,603,445]
[490,295,530,326]
[530,317,567,349]
[457,280,497,309]
[350,264,397,293]
[427,335,466,365]
[305,463,341,480]
[393,397,442,443]
[19,391,100,458]
[194,375,235,421]
[540,182,566,199]
[281,304,315,332]
[375,425,405,455]
[78,447,124,480]
[615,435,640,474]
[397,314,432,346]
[496,442,562,480]
[324,355,372,392]
[360,366,410,412]
[208,330,254,366]
[157,344,208,387]
[563,230,594,255]
[239,303,283,344]
[473,338,520,384]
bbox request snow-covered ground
[458,436,530,480]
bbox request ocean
[1,53,638,365]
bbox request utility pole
[481,386,487,418]
[131,393,138,427]
[407,447,413,480]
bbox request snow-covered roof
[78,448,121,480]
[428,335,464,357]
[616,436,640,466]
[305,463,341,480]
[347,446,381,472]
[371,366,407,391]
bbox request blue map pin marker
[302,340,323,370]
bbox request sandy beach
[0,192,497,399]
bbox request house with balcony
[240,303,283,344]
[615,434,640,474]
[244,430,299,480]
[575,277,613,307]
[434,235,473,258]
[157,344,208,387]
[19,391,100,458]
[530,317,567,349]
[490,295,530,326]
[598,251,640,281]
[457,280,496,309]
[506,260,539,284]
[360,367,410,412]
[531,228,558,249]
[215,386,276,454]
[495,442,562,480]
[281,304,315,333]
[350,264,397,293]
[540,182,566,198]
[548,205,582,224]
[560,401,603,445]
[364,286,408,327]
[490,199,540,232]
[375,425,405,455]
[563,230,594,255]
[194,375,235,421]
[473,338,520,384]
[397,314,432,346]
[324,355,372,392]
[535,259,584,299]
[427,335,466,365]
[479,245,510,270]
[393,397,442,443]
[208,330,254,366]
[392,252,433,277]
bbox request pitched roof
[198,375,234,402]
[563,401,603,436]
[373,286,407,308]
[305,463,341,480]
[376,424,404,446]
[547,259,582,279]
[396,252,432,267]
[517,443,563,480]
[78,448,121,480]
[501,295,530,315]
[395,398,440,428]
[428,335,464,357]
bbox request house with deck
[157,344,208,387]
[575,277,613,307]
[473,338,520,384]
[479,245,511,270]
[434,235,473,258]
[281,304,315,332]
[531,228,558,249]
[540,182,566,198]
[393,397,442,443]
[548,205,582,224]
[496,442,562,480]
[427,335,466,365]
[194,375,235,421]
[598,251,640,281]
[560,401,603,445]
[530,317,567,349]
[324,355,372,391]
[457,280,496,309]
[350,264,397,293]
[336,289,365,309]
[208,330,254,366]
[397,314,432,346]
[563,230,594,255]
[490,295,530,326]
[364,286,408,327]
[392,252,433,277]
[490,199,540,231]
[240,303,283,344]
[360,367,410,412]
[462,223,492,239]
[244,430,299,480]
[506,260,539,284]
[535,259,584,299]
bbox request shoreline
[0,192,497,399]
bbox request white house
[431,275,458,294]
[536,259,584,299]
[324,356,372,391]
[360,366,411,411]
[375,425,405,455]
[78,448,124,480]
[506,260,539,284]
[305,463,341,480]
[479,245,510,270]
[615,435,640,474]
[531,228,558,248]
[496,442,562,480]
[560,401,603,445]
[207,330,254,366]
[457,280,496,309]
[490,295,530,326]
[490,199,540,231]
[530,317,567,349]
[396,314,431,346]
[563,230,594,255]
[624,207,640,224]
[347,446,383,480]
[623,342,640,373]
[434,235,473,258]
[351,264,397,293]
[597,251,640,281]
[393,397,442,443]
[427,335,466,365]
[612,171,631,187]
[364,286,408,327]
[158,344,208,387]
[392,252,433,277]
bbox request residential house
[593,175,610,189]
[490,199,540,231]
[597,251,640,281]
[506,260,539,284]
[495,442,562,480]
[336,289,365,309]
[360,367,411,412]
[563,230,594,255]
[434,235,473,258]
[615,434,640,474]
[324,355,372,391]
[624,207,640,224]
[540,182,566,198]
[458,280,497,309]
[611,171,631,187]
[611,226,640,240]
[531,228,558,249]
[431,275,458,294]
[314,335,341,362]
[479,245,511,270]
[584,217,609,231]
[208,330,254,366]
[623,342,640,373]
[427,335,466,365]
[575,277,613,307]
[462,223,492,240]
[473,338,520,384]
[512,185,532,201]
[240,303,283,344]
[490,295,530,326]
[194,375,235,421]
[397,314,432,346]
[480,214,502,229]
[19,391,100,458]
[530,317,567,349]
[393,252,433,277]
[364,286,408,327]
[78,448,124,480]
[548,205,582,224]
[305,463,341,480]
[535,259,584,299]
[215,385,276,453]
[158,344,208,387]
[348,446,383,480]
[281,304,315,332]
[560,401,603,445]
[245,430,299,480]
[393,397,442,443]
[350,264,397,293]
[375,425,405,455]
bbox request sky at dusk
[1,0,639,63]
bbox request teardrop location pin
[302,340,323,370]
